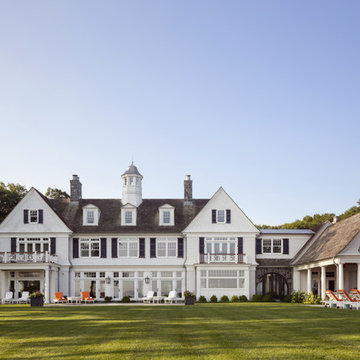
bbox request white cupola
[121,162,143,207]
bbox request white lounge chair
[143,291,154,303]
[17,292,30,304]
[2,292,13,304]
[165,291,177,304]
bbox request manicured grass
[0,303,360,359]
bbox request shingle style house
[0,162,359,303]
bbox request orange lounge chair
[54,292,67,304]
[337,289,359,309]
[350,289,360,300]
[81,291,95,303]
[326,290,343,307]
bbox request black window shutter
[50,237,56,255]
[111,238,118,258]
[178,238,184,258]
[283,238,289,254]
[237,237,243,254]
[11,238,17,252]
[256,238,262,254]
[150,238,156,258]
[199,237,205,255]
[38,209,43,224]
[73,238,79,258]
[212,209,216,223]
[226,209,231,224]
[24,209,29,224]
[101,238,107,258]
[139,238,145,258]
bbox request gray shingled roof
[48,198,209,234]
[260,229,314,235]
[292,213,360,265]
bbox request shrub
[303,292,322,305]
[29,292,44,299]
[231,295,239,303]
[198,296,207,303]
[184,290,196,299]
[239,295,248,302]
[262,294,274,302]
[104,296,112,303]
[251,294,263,302]
[220,295,229,303]
[210,295,218,303]
[291,291,306,303]
[120,296,131,303]
[282,295,292,303]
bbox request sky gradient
[1,1,359,225]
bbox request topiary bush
[198,296,207,303]
[120,296,131,303]
[220,295,229,303]
[239,295,248,302]
[262,294,274,302]
[231,295,239,302]
[251,294,263,302]
[210,295,218,303]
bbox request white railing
[0,251,58,264]
[200,253,247,264]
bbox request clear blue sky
[1,1,359,225]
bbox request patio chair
[81,291,95,304]
[338,289,360,309]
[17,292,30,304]
[325,290,343,308]
[54,292,67,304]
[142,291,154,304]
[2,291,13,304]
[165,291,177,304]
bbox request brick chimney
[70,175,82,202]
[184,175,192,204]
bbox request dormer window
[121,205,136,226]
[83,205,100,226]
[159,205,174,226]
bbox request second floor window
[87,211,94,224]
[157,239,177,257]
[80,239,100,257]
[30,210,38,223]
[163,211,171,224]
[119,239,138,257]
[262,239,283,254]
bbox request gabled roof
[292,213,360,265]
[49,198,209,234]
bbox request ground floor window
[200,269,245,289]
[150,271,184,297]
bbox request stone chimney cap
[72,174,79,180]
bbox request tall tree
[45,187,70,199]
[0,182,27,223]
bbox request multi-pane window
[125,211,133,224]
[157,239,177,257]
[30,210,38,223]
[217,210,225,223]
[118,239,138,257]
[18,238,49,253]
[87,211,94,224]
[205,237,236,254]
[262,239,283,254]
[80,239,100,257]
[200,270,245,289]
[163,211,171,224]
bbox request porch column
[293,269,300,291]
[307,269,312,293]
[338,263,344,290]
[321,266,326,300]
[0,270,5,299]
[45,268,50,303]
[357,264,360,290]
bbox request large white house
[0,162,359,303]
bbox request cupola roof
[122,162,142,177]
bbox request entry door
[328,280,335,292]
[312,280,319,295]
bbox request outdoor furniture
[81,291,95,303]
[67,296,82,304]
[165,291,177,304]
[325,290,343,308]
[153,296,164,303]
[54,292,67,304]
[142,291,154,304]
[17,291,30,304]
[338,289,359,309]
[2,291,13,304]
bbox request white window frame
[80,238,100,258]
[205,237,236,254]
[200,269,245,289]
[82,205,100,226]
[118,239,139,258]
[262,239,283,254]
[29,210,38,224]
[159,205,175,226]
[217,210,225,223]
[121,206,136,226]
[125,211,133,224]
[87,211,94,224]
[156,238,177,258]
[17,238,49,253]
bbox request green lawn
[0,303,360,359]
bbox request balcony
[199,253,246,264]
[0,252,58,264]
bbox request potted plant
[184,290,196,305]
[29,292,44,307]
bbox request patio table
[67,296,82,304]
